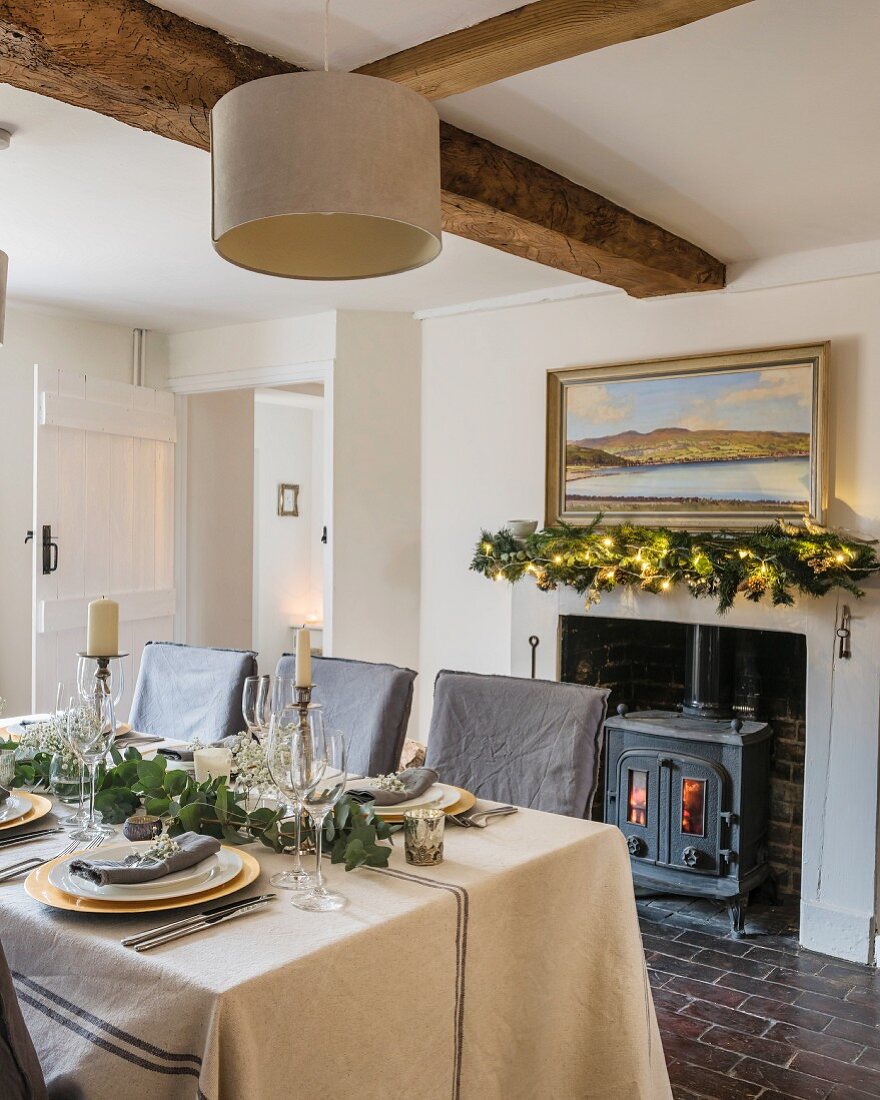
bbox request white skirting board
[800,899,876,965]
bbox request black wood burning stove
[604,625,772,932]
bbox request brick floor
[639,897,880,1100]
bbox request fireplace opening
[561,616,807,903]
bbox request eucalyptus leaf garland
[2,743,397,872]
[471,519,880,613]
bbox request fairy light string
[471,519,879,613]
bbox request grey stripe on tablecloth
[14,971,203,1086]
[370,865,469,1100]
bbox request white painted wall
[420,273,880,962]
[253,394,324,674]
[0,306,167,713]
[332,312,421,679]
[168,310,421,712]
[167,312,336,387]
[186,389,254,651]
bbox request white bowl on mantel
[506,520,538,539]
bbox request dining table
[1,782,672,1099]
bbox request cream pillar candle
[87,598,119,656]
[295,627,312,687]
[193,747,233,784]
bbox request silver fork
[449,806,518,829]
[0,833,105,882]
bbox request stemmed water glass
[265,700,319,891]
[291,727,348,913]
[242,675,271,738]
[68,691,117,842]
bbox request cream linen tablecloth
[1,806,671,1100]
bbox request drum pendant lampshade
[211,71,442,280]
[0,250,7,346]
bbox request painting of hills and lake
[548,348,827,527]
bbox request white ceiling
[440,0,880,262]
[160,1,528,71]
[1,0,879,331]
[0,84,587,331]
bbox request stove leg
[729,894,748,936]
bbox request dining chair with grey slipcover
[129,642,258,744]
[0,938,84,1100]
[424,670,610,817]
[275,654,416,777]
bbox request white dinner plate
[348,781,461,816]
[48,843,243,903]
[0,794,31,825]
[0,715,50,740]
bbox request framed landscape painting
[546,344,828,529]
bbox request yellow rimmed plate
[0,791,52,832]
[377,786,475,823]
[24,845,262,915]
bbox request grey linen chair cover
[275,655,416,777]
[0,939,83,1100]
[129,642,257,744]
[425,671,610,817]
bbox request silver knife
[0,827,64,849]
[121,893,276,947]
[133,897,273,952]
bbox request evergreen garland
[471,519,879,613]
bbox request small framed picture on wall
[277,483,300,517]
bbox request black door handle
[42,524,58,575]
[25,530,33,544]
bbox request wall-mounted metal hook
[528,635,540,679]
[836,605,852,660]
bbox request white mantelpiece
[510,580,880,964]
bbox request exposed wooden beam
[0,0,302,148]
[0,0,726,296]
[441,123,723,297]
[357,0,754,100]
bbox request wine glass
[242,675,271,738]
[271,676,299,716]
[291,727,348,913]
[265,702,321,891]
[76,656,125,708]
[68,692,117,842]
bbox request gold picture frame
[546,343,828,530]
[277,483,300,517]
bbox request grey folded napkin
[116,733,164,748]
[349,767,439,807]
[157,747,193,762]
[69,832,221,887]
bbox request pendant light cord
[323,0,330,72]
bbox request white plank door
[32,365,176,718]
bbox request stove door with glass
[665,753,727,877]
[611,750,663,864]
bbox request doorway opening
[252,385,325,674]
[183,378,329,677]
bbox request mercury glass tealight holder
[123,813,163,842]
[403,807,445,866]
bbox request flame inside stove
[681,778,706,837]
[627,769,648,827]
